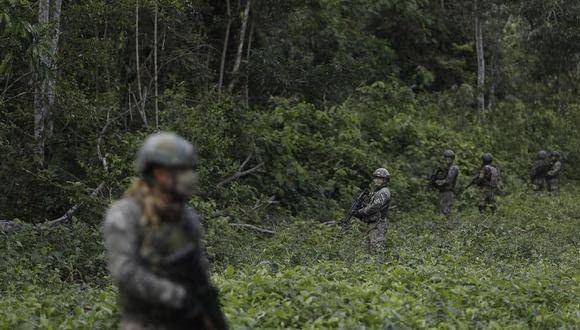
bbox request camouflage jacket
[357,186,391,223]
[530,159,549,179]
[477,164,500,188]
[103,198,226,329]
[435,164,459,192]
[547,160,562,178]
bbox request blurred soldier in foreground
[547,151,562,193]
[530,150,549,191]
[473,153,500,214]
[103,132,228,330]
[350,168,392,254]
[430,150,459,218]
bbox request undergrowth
[0,188,578,329]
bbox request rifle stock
[340,189,368,230]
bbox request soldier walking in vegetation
[351,168,392,254]
[530,150,549,191]
[473,153,500,214]
[103,133,228,330]
[547,151,562,193]
[430,150,459,218]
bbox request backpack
[485,165,500,188]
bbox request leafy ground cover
[1,189,578,329]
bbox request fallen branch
[229,223,275,235]
[251,196,277,211]
[0,220,22,234]
[217,153,264,188]
[42,182,106,228]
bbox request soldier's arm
[186,209,211,279]
[103,201,186,309]
[437,166,458,186]
[548,161,561,176]
[358,190,390,216]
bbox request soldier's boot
[490,205,497,215]
[478,205,486,214]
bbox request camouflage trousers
[121,315,213,330]
[547,177,559,193]
[438,191,455,217]
[479,186,496,213]
[121,319,158,330]
[366,219,387,254]
[531,178,546,191]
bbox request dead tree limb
[42,182,106,228]
[217,153,264,187]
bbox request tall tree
[34,0,63,164]
[228,0,252,92]
[474,0,485,113]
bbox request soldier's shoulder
[104,197,141,229]
[379,187,391,197]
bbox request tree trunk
[219,0,232,93]
[47,0,62,138]
[34,0,63,165]
[228,0,251,93]
[154,0,159,129]
[474,0,485,113]
[244,18,255,107]
[488,49,498,110]
[135,0,147,126]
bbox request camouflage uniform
[103,133,227,330]
[547,152,562,193]
[434,150,459,217]
[353,168,391,254]
[530,151,549,191]
[476,154,499,214]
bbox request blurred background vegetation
[0,0,578,224]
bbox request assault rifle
[340,189,368,230]
[427,168,445,190]
[461,176,478,193]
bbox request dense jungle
[0,0,579,328]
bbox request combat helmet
[482,153,493,164]
[136,132,197,176]
[443,149,455,159]
[551,151,561,159]
[537,150,548,160]
[373,168,390,179]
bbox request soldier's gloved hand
[351,209,363,218]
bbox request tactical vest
[482,165,499,188]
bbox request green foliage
[1,188,578,328]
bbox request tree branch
[217,154,264,188]
[42,182,106,228]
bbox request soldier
[352,168,391,254]
[103,133,228,330]
[547,151,562,193]
[432,150,459,217]
[530,150,549,191]
[474,153,500,214]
